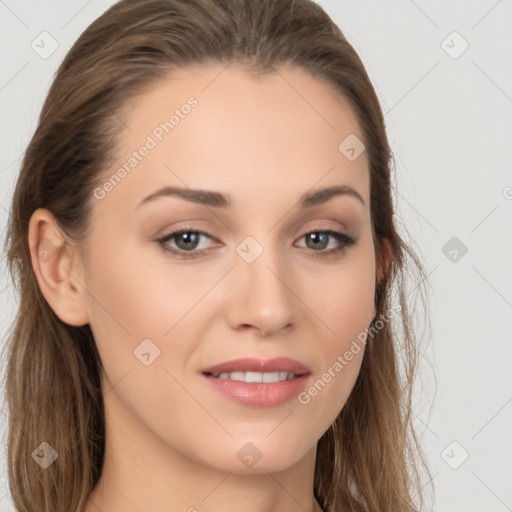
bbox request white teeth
[263,372,280,383]
[212,371,295,383]
[245,371,262,383]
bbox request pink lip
[201,357,311,408]
[203,374,310,408]
[201,357,310,376]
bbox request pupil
[308,232,328,250]
[177,232,199,250]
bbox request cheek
[82,235,200,432]
[84,233,205,342]
[307,240,376,343]
[82,231,222,410]
[298,243,375,423]
[81,233,171,381]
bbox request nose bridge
[229,234,296,334]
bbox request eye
[156,228,357,260]
[157,228,217,259]
[295,230,356,257]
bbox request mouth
[200,357,311,407]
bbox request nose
[226,245,297,337]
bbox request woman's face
[80,63,379,473]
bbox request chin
[195,433,315,474]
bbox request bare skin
[29,63,391,512]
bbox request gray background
[1,1,511,511]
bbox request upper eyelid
[159,218,350,236]
[159,226,349,237]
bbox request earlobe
[377,238,393,285]
[373,238,393,318]
[28,208,90,326]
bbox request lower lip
[203,373,310,408]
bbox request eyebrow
[137,184,365,209]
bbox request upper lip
[202,357,310,376]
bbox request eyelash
[156,226,357,260]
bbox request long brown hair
[2,0,432,510]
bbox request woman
[2,0,432,510]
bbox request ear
[373,237,393,318]
[376,237,393,285]
[28,208,89,326]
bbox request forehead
[96,62,369,214]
